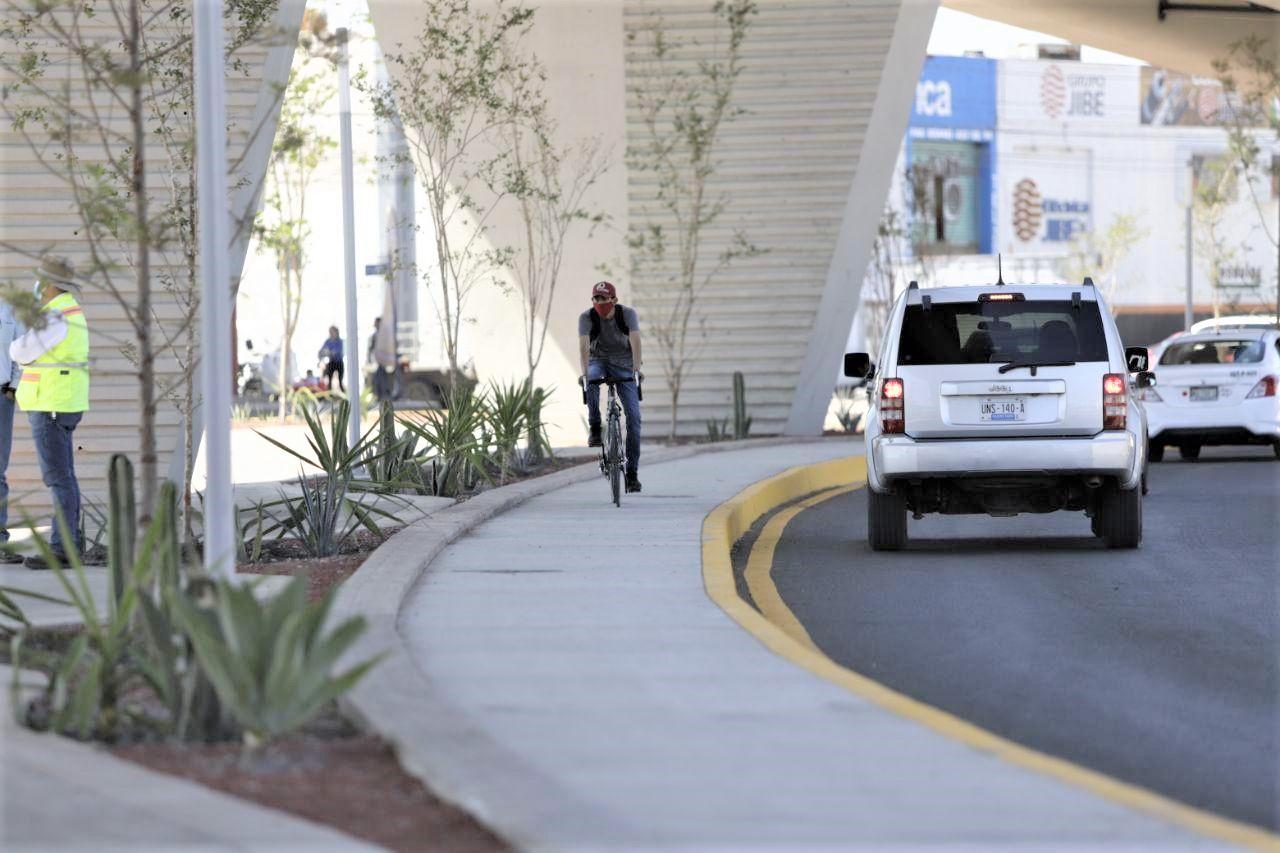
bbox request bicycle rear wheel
[607,420,622,507]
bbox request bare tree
[361,0,538,385]
[1213,35,1280,321]
[0,0,284,528]
[627,0,763,438]
[1192,156,1248,318]
[254,51,336,421]
[1057,212,1149,304]
[495,53,610,386]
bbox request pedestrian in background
[11,255,91,569]
[0,293,24,563]
[318,325,345,392]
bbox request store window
[908,141,984,255]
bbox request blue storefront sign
[905,55,998,254]
[909,56,997,138]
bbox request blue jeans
[0,394,13,542]
[586,361,641,475]
[29,411,82,555]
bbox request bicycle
[583,374,641,507]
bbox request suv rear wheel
[1097,483,1142,549]
[1147,443,1164,462]
[868,489,908,551]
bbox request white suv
[845,281,1153,551]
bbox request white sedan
[1141,328,1280,461]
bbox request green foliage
[5,453,379,747]
[398,386,494,497]
[705,418,731,443]
[731,371,751,440]
[172,575,381,750]
[523,385,556,465]
[276,473,393,559]
[833,387,862,434]
[486,379,533,479]
[254,398,380,484]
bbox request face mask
[593,301,612,318]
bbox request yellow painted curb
[701,455,1280,851]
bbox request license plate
[980,397,1027,422]
[1189,386,1218,402]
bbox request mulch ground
[112,732,507,852]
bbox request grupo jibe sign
[1001,60,1138,127]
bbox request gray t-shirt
[579,305,640,369]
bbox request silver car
[846,281,1151,551]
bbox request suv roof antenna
[996,254,1005,286]
[1082,276,1094,287]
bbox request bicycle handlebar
[581,373,643,402]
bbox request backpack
[588,305,631,342]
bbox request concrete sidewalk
[380,440,1218,849]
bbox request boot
[588,425,602,447]
[625,472,642,493]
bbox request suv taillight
[1246,375,1277,399]
[1103,373,1127,430]
[880,378,904,434]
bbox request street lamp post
[337,27,361,450]
[195,0,233,578]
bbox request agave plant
[398,385,493,497]
[275,472,398,558]
[486,379,533,480]
[524,384,557,464]
[172,574,381,750]
[254,398,388,485]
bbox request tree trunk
[130,0,157,530]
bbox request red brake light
[1103,373,1127,430]
[1246,375,1277,399]
[880,378,905,434]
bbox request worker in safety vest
[10,255,90,569]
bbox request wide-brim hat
[34,254,81,292]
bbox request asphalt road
[758,445,1279,831]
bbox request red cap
[592,281,616,299]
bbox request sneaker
[588,426,602,448]
[625,473,642,494]
[24,552,71,571]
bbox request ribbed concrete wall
[624,0,928,436]
[0,2,304,516]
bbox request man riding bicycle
[579,281,643,493]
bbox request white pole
[1184,204,1194,331]
[195,0,234,579]
[337,27,361,450]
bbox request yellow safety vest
[17,292,90,413]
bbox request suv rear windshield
[897,300,1110,366]
[1159,339,1265,365]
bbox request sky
[927,8,1145,66]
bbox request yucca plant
[524,384,556,465]
[398,385,493,497]
[172,574,381,751]
[357,400,430,492]
[486,379,532,481]
[254,397,388,485]
[275,472,397,558]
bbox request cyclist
[578,280,643,493]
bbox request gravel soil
[112,732,508,852]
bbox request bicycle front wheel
[607,422,622,507]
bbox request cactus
[106,454,136,609]
[732,371,752,440]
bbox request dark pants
[0,394,13,541]
[586,361,641,475]
[323,360,344,391]
[29,411,82,556]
